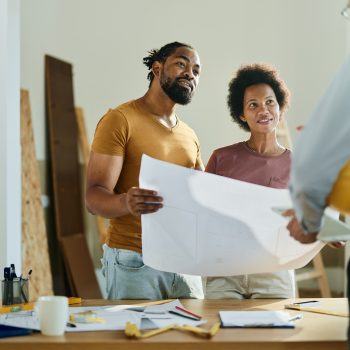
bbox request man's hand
[286,215,318,244]
[282,209,318,243]
[124,187,163,216]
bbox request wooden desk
[0,298,348,350]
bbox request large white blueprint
[140,155,324,276]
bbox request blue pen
[4,267,11,281]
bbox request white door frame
[0,0,21,273]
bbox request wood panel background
[21,89,53,300]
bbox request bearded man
[86,42,204,299]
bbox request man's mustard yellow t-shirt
[91,99,203,253]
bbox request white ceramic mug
[36,296,68,336]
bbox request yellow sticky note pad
[69,310,105,323]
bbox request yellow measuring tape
[125,321,220,339]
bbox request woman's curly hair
[227,63,290,131]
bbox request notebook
[0,324,33,338]
[219,311,295,328]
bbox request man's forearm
[86,186,129,218]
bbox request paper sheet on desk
[105,300,205,329]
[0,301,205,332]
[0,307,142,332]
[140,155,324,276]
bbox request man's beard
[160,75,193,105]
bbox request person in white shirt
[286,54,350,343]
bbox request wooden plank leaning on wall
[45,55,101,298]
[75,106,107,244]
[21,89,53,300]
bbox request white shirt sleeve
[290,54,350,233]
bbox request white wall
[21,0,347,164]
[0,0,21,272]
[344,5,350,292]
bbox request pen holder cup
[1,279,29,305]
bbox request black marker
[10,264,17,279]
[4,267,10,281]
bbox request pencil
[285,304,348,317]
[175,306,202,319]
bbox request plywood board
[21,89,53,300]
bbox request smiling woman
[242,83,282,153]
[205,63,294,300]
[227,63,290,156]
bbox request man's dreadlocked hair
[143,42,193,84]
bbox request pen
[66,322,77,328]
[293,300,318,305]
[20,281,28,303]
[288,314,303,322]
[169,310,201,321]
[175,306,202,319]
[4,267,11,281]
[4,267,13,304]
[10,264,17,279]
